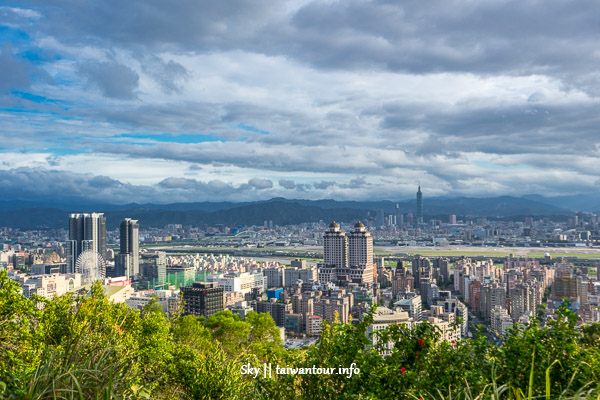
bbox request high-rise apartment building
[115,218,139,280]
[348,222,373,268]
[284,266,317,286]
[264,266,285,288]
[509,282,538,321]
[491,306,513,338]
[323,222,348,269]
[67,213,107,273]
[468,280,483,315]
[433,257,450,283]
[482,281,506,322]
[319,222,374,285]
[392,263,414,296]
[254,299,291,327]
[394,292,422,321]
[412,256,431,290]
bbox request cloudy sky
[1,0,599,204]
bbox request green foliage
[1,276,599,400]
[0,270,43,394]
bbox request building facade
[181,282,224,318]
[116,218,139,280]
[67,213,107,273]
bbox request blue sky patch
[0,26,30,43]
[115,133,224,144]
[237,123,270,135]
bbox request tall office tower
[67,213,107,273]
[323,222,348,268]
[181,282,224,318]
[116,218,140,280]
[140,251,166,288]
[376,209,385,226]
[406,211,414,226]
[416,184,423,224]
[348,222,373,268]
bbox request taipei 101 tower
[416,184,423,224]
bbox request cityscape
[3,187,600,397]
[2,0,600,398]
[3,186,600,345]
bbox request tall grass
[22,332,149,400]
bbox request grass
[398,250,514,257]
[527,252,600,259]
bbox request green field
[527,252,600,259]
[395,250,513,257]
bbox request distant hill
[270,196,570,216]
[0,196,573,229]
[522,193,600,213]
[0,202,373,230]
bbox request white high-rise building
[323,222,347,269]
[348,222,373,269]
[320,222,374,284]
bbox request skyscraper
[116,218,140,280]
[140,251,166,288]
[67,213,107,273]
[319,222,374,284]
[323,222,348,269]
[416,184,423,224]
[348,221,373,269]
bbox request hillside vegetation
[1,270,599,399]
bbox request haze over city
[2,0,600,204]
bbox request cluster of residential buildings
[2,211,600,349]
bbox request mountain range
[0,193,593,230]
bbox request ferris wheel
[76,250,106,285]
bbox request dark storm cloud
[78,60,139,99]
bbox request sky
[1,0,599,204]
